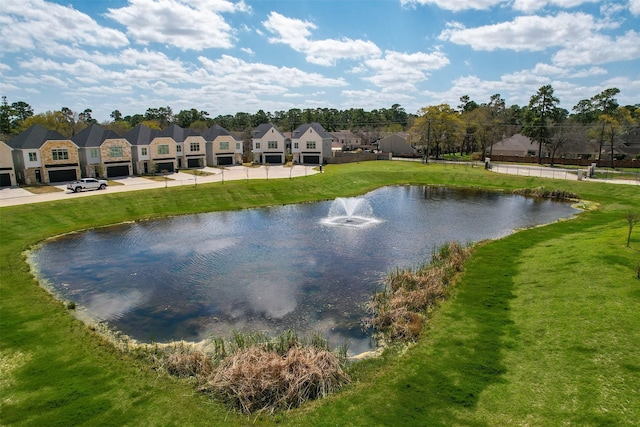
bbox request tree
[110,110,123,121]
[410,104,463,159]
[601,107,633,168]
[572,88,620,166]
[626,211,640,248]
[79,108,97,125]
[145,106,173,128]
[1,98,34,134]
[175,108,209,128]
[522,85,561,164]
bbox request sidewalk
[0,165,319,207]
[489,163,640,186]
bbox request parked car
[67,178,108,193]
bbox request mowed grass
[1,161,639,426]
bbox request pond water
[31,186,578,355]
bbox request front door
[35,169,41,183]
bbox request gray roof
[292,123,333,140]
[124,124,157,146]
[72,124,123,148]
[8,124,67,149]
[201,124,232,141]
[156,124,199,142]
[252,123,284,139]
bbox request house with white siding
[291,123,333,165]
[0,140,17,187]
[252,123,286,164]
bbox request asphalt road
[0,165,320,207]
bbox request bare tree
[626,211,640,248]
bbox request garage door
[302,155,320,165]
[0,173,11,187]
[155,162,174,173]
[107,165,129,177]
[48,169,77,182]
[217,156,233,166]
[187,158,201,168]
[265,155,282,164]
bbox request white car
[67,178,108,193]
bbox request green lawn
[1,161,639,426]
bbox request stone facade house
[73,124,132,178]
[291,123,333,165]
[8,124,80,184]
[203,124,243,166]
[158,124,207,169]
[252,123,286,164]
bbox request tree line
[2,87,638,166]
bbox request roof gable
[253,123,284,140]
[202,124,232,141]
[292,122,332,140]
[8,124,67,149]
[124,124,157,146]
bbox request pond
[31,186,579,355]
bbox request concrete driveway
[0,165,319,207]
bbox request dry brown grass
[202,345,349,414]
[364,242,471,342]
[23,184,64,194]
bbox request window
[294,142,299,149]
[220,141,229,150]
[190,142,200,152]
[256,142,261,149]
[236,142,241,150]
[141,147,148,156]
[176,145,182,153]
[51,148,68,161]
[109,146,123,157]
[306,141,316,150]
[89,148,99,158]
[268,140,278,149]
[28,152,37,162]
[158,144,169,155]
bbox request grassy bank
[1,161,639,426]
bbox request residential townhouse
[203,124,243,166]
[73,124,133,178]
[252,123,287,164]
[158,124,207,169]
[8,124,80,184]
[291,123,334,165]
[0,140,17,187]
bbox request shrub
[512,186,579,200]
[202,345,349,413]
[364,242,471,343]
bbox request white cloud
[361,50,450,90]
[198,55,348,88]
[263,12,381,66]
[106,0,248,50]
[513,0,599,13]
[439,13,600,52]
[552,30,640,65]
[400,0,503,11]
[0,0,128,53]
[631,0,640,15]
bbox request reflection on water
[31,186,578,355]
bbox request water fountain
[321,197,381,228]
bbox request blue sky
[1,0,639,122]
